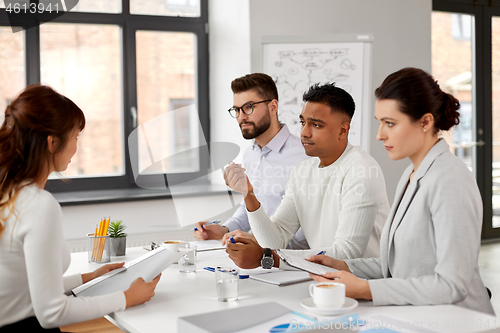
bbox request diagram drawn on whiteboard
[263,41,367,148]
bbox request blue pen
[316,250,325,255]
[228,233,236,244]
[194,220,221,231]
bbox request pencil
[93,219,105,261]
[91,225,98,261]
[98,217,110,261]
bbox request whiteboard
[262,34,373,152]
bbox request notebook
[72,246,182,297]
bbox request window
[0,0,209,194]
[40,23,123,178]
[0,26,24,124]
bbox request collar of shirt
[252,124,291,156]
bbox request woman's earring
[423,129,427,132]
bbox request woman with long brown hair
[0,85,160,332]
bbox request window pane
[40,23,123,178]
[0,0,29,9]
[131,0,200,17]
[136,31,198,174]
[34,0,121,13]
[492,17,500,228]
[66,0,121,14]
[432,12,475,172]
[0,27,25,125]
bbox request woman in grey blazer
[309,67,495,315]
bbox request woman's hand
[82,262,125,284]
[124,274,162,308]
[309,270,372,300]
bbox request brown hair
[231,73,279,101]
[0,84,85,238]
[375,67,460,132]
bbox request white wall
[61,0,432,249]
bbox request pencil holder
[87,234,111,263]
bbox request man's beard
[240,108,272,139]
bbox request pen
[316,251,325,255]
[194,220,221,231]
[228,233,236,244]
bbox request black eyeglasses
[228,99,272,118]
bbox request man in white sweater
[224,82,389,269]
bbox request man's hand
[224,162,252,197]
[226,236,265,269]
[224,162,261,212]
[309,271,372,300]
[193,221,228,240]
[82,262,125,284]
[221,230,256,246]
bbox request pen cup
[178,243,197,273]
[215,267,239,302]
[87,234,111,263]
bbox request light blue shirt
[224,124,310,249]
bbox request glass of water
[178,243,197,273]
[215,267,239,302]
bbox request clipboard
[275,250,338,276]
[72,246,182,297]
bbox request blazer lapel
[380,165,412,276]
[384,139,450,276]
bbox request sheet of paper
[276,250,338,275]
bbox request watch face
[261,256,274,269]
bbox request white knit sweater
[248,143,389,262]
[0,186,125,328]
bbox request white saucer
[300,297,358,316]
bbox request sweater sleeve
[20,191,126,328]
[278,159,386,260]
[247,175,301,249]
[63,274,83,295]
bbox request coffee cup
[309,282,345,309]
[162,240,185,263]
[162,240,185,252]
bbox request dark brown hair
[375,67,460,132]
[231,73,279,101]
[0,84,85,238]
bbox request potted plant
[108,220,127,256]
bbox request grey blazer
[346,140,495,315]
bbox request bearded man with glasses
[194,73,310,249]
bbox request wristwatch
[261,248,274,269]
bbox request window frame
[433,0,500,239]
[0,0,209,194]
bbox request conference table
[66,244,499,333]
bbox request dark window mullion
[24,19,40,85]
[124,18,139,187]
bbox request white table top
[66,245,499,333]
